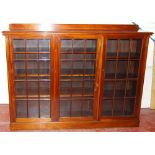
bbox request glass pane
[71,99,82,117]
[14,61,25,75]
[86,39,97,52]
[13,39,25,52]
[113,99,124,116]
[73,39,84,52]
[115,81,125,97]
[39,81,50,95]
[40,100,50,118]
[16,100,27,118]
[39,76,50,81]
[39,60,50,74]
[72,81,83,95]
[26,39,38,52]
[14,54,25,60]
[72,61,84,74]
[84,80,94,94]
[126,80,137,97]
[103,81,114,97]
[39,53,50,59]
[61,61,72,74]
[60,81,71,95]
[83,99,93,116]
[26,54,38,59]
[39,39,50,52]
[61,53,96,60]
[27,61,38,74]
[85,61,96,74]
[60,100,70,117]
[105,60,116,79]
[130,39,142,58]
[15,82,27,96]
[61,53,72,59]
[27,81,38,96]
[107,39,118,57]
[124,98,135,115]
[102,99,113,116]
[128,61,139,78]
[85,54,96,59]
[61,40,72,52]
[28,100,39,117]
[116,61,128,78]
[119,39,130,57]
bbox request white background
[0,0,155,108]
[0,133,155,155]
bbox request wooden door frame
[97,34,150,120]
[55,33,104,121]
[6,36,16,122]
[7,34,54,122]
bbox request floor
[0,104,155,132]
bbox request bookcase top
[8,24,140,32]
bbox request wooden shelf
[61,52,96,54]
[103,96,136,100]
[14,47,50,52]
[16,98,51,101]
[61,74,95,77]
[61,59,96,62]
[14,59,50,61]
[60,94,94,98]
[106,57,140,61]
[60,79,95,82]
[14,51,50,54]
[104,78,138,81]
[104,73,138,79]
[103,90,136,98]
[15,74,50,78]
[15,79,50,82]
[16,94,50,98]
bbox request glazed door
[100,36,143,118]
[11,35,53,120]
[57,34,102,120]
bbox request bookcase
[2,24,152,130]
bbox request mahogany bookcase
[2,24,152,130]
